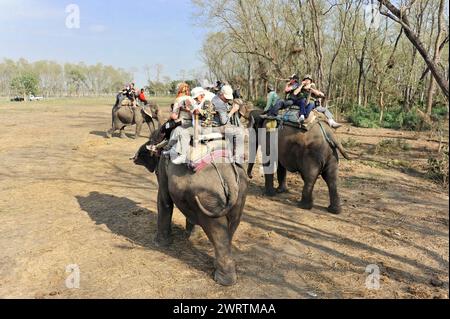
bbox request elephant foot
[153,234,173,248]
[298,200,313,210]
[105,131,112,139]
[264,189,277,197]
[120,134,127,139]
[277,187,289,194]
[328,205,342,215]
[214,269,237,287]
[186,226,203,240]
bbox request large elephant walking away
[247,113,349,214]
[132,136,248,286]
[106,93,160,139]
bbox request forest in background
[0,58,133,98]
[194,0,449,128]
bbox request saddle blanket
[187,137,233,172]
[188,149,232,173]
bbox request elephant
[132,134,248,286]
[247,112,349,214]
[106,93,160,139]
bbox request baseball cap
[221,85,234,100]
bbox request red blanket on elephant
[187,139,233,173]
[189,149,233,173]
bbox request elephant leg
[247,131,258,179]
[201,217,236,286]
[277,163,289,193]
[185,219,202,239]
[264,173,277,197]
[135,122,143,139]
[299,166,320,210]
[322,162,342,214]
[147,120,156,137]
[247,163,255,179]
[119,126,126,138]
[154,190,174,247]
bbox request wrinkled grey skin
[247,113,349,214]
[132,136,248,286]
[106,93,160,139]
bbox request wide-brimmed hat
[191,87,205,99]
[289,74,299,80]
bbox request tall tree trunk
[379,0,449,100]
[426,0,445,115]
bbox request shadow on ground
[76,191,214,278]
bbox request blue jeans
[267,99,294,117]
[297,99,315,118]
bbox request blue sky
[0,0,208,86]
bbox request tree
[378,0,449,100]
[10,73,39,100]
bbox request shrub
[347,105,439,131]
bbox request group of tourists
[121,82,148,107]
[121,72,341,166]
[262,74,342,129]
[153,82,244,165]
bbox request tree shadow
[76,191,214,277]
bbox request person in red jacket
[137,88,148,105]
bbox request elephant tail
[318,122,351,160]
[195,163,240,218]
[195,195,234,218]
[331,135,351,160]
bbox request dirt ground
[0,97,448,299]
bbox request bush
[347,105,437,131]
[427,146,449,188]
[347,106,380,128]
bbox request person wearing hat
[294,75,342,128]
[212,85,245,164]
[263,74,300,117]
[190,86,215,127]
[211,85,240,127]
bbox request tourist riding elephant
[247,114,349,214]
[106,93,160,139]
[131,134,248,286]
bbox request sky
[0,0,208,87]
